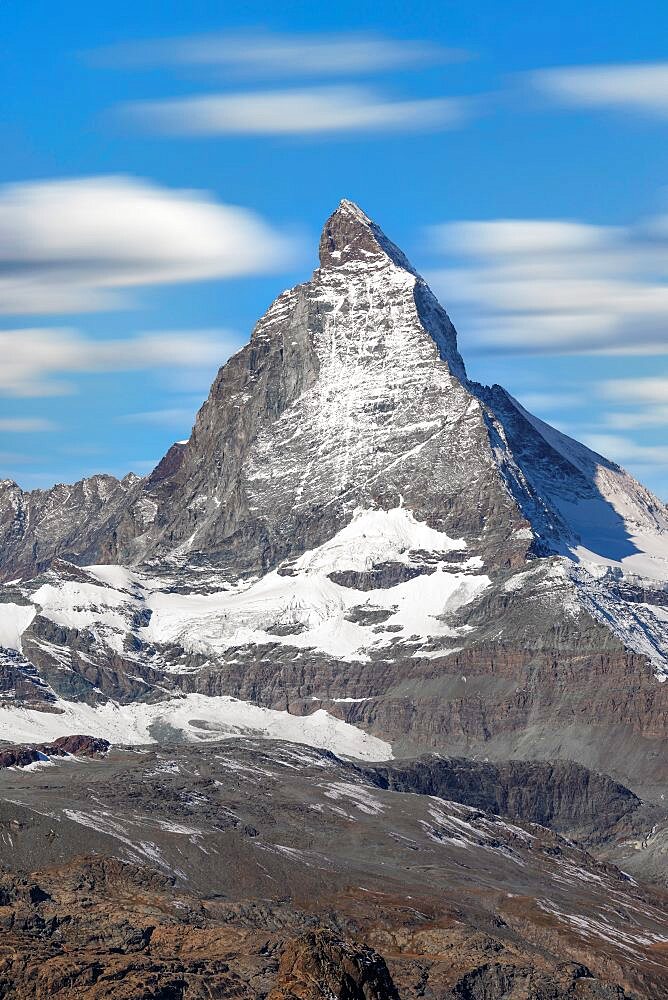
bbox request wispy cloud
[117,408,197,427]
[0,327,233,397]
[597,376,668,430]
[428,214,668,356]
[601,376,668,404]
[97,28,472,140]
[91,30,466,77]
[530,62,668,118]
[582,432,668,467]
[514,391,581,412]
[0,418,58,432]
[122,86,468,137]
[0,451,36,463]
[0,176,296,314]
[602,408,668,430]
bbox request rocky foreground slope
[0,738,666,998]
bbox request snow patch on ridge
[0,694,393,760]
[143,564,488,661]
[144,508,489,661]
[569,562,668,681]
[0,604,35,652]
[294,507,466,575]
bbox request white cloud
[0,327,233,397]
[123,86,467,137]
[582,433,668,466]
[92,30,465,77]
[439,220,612,255]
[0,418,57,432]
[117,408,197,427]
[515,391,581,412]
[428,214,668,355]
[0,176,296,314]
[596,377,668,430]
[531,62,668,118]
[600,377,668,404]
[602,408,668,430]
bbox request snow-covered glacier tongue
[0,199,667,793]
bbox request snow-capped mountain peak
[318,197,418,274]
[1,200,667,782]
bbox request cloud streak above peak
[530,62,668,118]
[0,176,297,314]
[121,86,469,137]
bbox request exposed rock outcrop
[268,930,400,1000]
[360,756,642,845]
[0,735,109,769]
[0,733,661,1000]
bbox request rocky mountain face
[0,475,139,584]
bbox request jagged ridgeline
[0,200,667,797]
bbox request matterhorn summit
[0,200,667,796]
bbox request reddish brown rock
[0,735,109,769]
[267,930,400,1000]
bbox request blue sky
[2,1,668,496]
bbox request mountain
[1,199,668,797]
[2,199,668,999]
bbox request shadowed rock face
[360,757,643,846]
[0,648,56,709]
[446,963,629,999]
[0,474,140,584]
